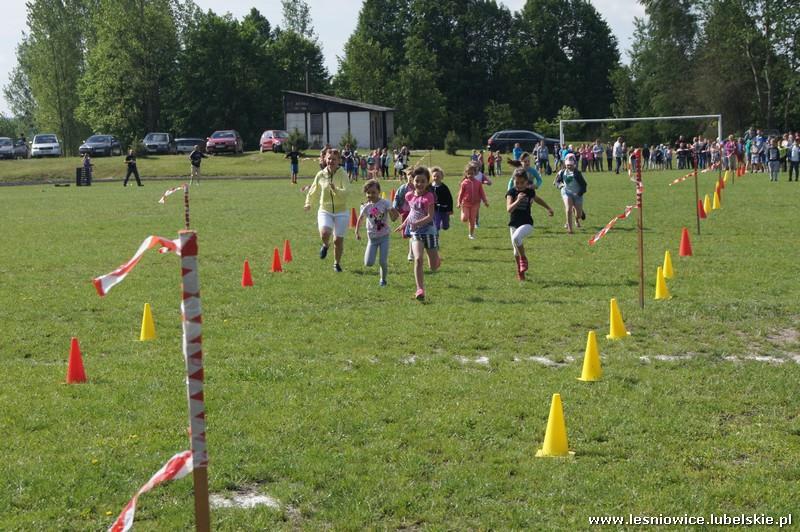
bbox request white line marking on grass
[403,355,417,364]
[455,355,490,365]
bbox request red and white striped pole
[179,230,210,531]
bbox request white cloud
[0,0,643,116]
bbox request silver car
[31,134,62,158]
[0,137,29,159]
[143,132,177,154]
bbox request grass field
[1,164,798,530]
[0,149,452,183]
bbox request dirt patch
[766,328,800,346]
[514,356,574,367]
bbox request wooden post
[693,153,700,235]
[183,185,191,230]
[634,149,644,309]
[179,230,211,532]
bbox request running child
[355,179,398,286]
[554,154,587,234]
[506,152,542,190]
[359,154,368,180]
[457,162,489,240]
[393,169,415,260]
[398,166,441,301]
[430,166,453,232]
[507,167,554,280]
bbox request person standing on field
[123,149,142,186]
[189,145,206,185]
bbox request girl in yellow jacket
[304,149,350,272]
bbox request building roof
[283,91,394,112]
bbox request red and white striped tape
[93,236,180,296]
[701,161,721,173]
[668,171,695,186]
[158,184,186,204]
[109,450,193,532]
[588,205,637,245]
[179,231,208,468]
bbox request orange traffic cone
[283,239,293,263]
[718,175,725,190]
[66,337,87,384]
[698,199,706,219]
[349,207,357,228]
[390,188,396,201]
[242,259,253,287]
[679,227,692,257]
[271,247,283,273]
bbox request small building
[283,91,394,150]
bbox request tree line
[3,0,798,155]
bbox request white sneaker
[468,234,476,240]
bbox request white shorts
[317,210,349,238]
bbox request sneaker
[407,254,414,262]
[333,263,342,272]
[468,234,476,240]
[379,279,387,286]
[319,245,328,259]
[415,289,425,301]
[581,210,586,220]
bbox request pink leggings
[460,203,480,229]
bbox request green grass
[0,149,462,183]
[1,166,798,530]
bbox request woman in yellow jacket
[304,148,350,271]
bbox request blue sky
[0,0,644,116]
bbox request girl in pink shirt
[457,163,489,239]
[398,166,440,301]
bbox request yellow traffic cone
[703,194,711,215]
[606,298,630,339]
[577,331,602,382]
[381,191,386,199]
[723,170,730,183]
[655,266,671,300]
[663,250,674,279]
[712,190,721,210]
[140,303,156,341]
[536,393,574,457]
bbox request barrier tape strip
[108,451,193,532]
[92,236,180,296]
[158,184,186,204]
[588,205,637,245]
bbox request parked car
[31,134,62,158]
[176,137,206,154]
[487,130,559,154]
[143,132,177,154]
[79,134,122,157]
[0,137,30,159]
[206,130,243,154]
[259,129,289,152]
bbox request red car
[260,129,289,153]
[206,130,243,154]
